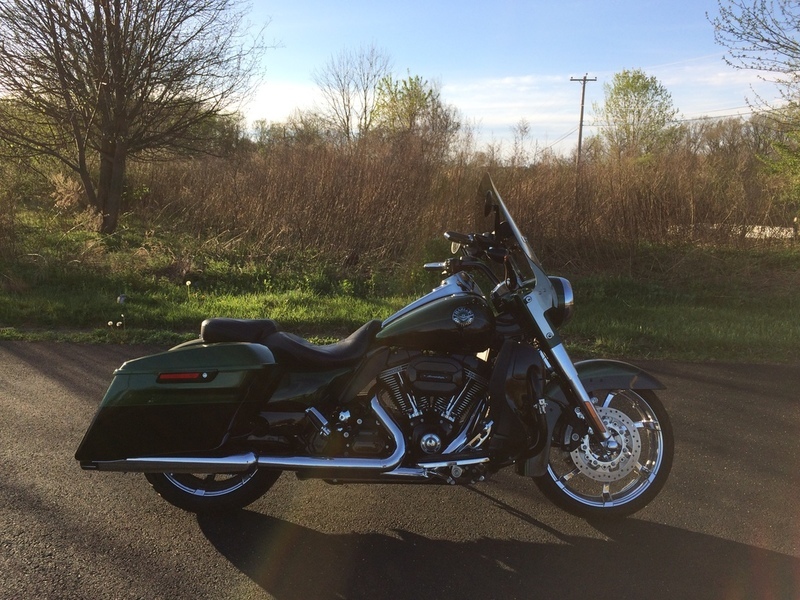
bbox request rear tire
[145,468,281,513]
[534,389,673,519]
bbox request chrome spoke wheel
[163,472,256,498]
[145,468,281,513]
[535,389,673,518]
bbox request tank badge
[452,306,475,328]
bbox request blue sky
[245,0,778,153]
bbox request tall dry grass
[102,116,800,277]
[130,136,480,269]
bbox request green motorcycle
[76,174,673,519]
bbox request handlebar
[423,257,501,285]
[444,230,495,251]
[444,231,472,245]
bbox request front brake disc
[570,406,642,482]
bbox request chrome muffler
[83,397,406,474]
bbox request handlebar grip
[444,231,472,245]
[424,262,447,272]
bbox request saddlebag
[75,342,281,465]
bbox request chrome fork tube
[521,283,611,443]
[548,343,611,442]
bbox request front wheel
[534,389,673,519]
[145,468,281,513]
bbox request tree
[374,74,436,132]
[373,74,460,155]
[312,44,392,142]
[711,0,800,107]
[0,0,267,234]
[594,69,679,157]
[510,118,533,167]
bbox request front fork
[545,343,616,448]
[517,291,614,448]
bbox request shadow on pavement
[0,341,163,403]
[198,506,799,600]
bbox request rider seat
[200,318,382,370]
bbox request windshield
[476,173,542,286]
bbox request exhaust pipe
[83,396,406,474]
[81,452,258,474]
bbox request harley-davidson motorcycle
[76,174,673,518]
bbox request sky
[244,0,780,154]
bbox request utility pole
[570,73,596,169]
[571,73,596,234]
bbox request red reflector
[157,371,210,383]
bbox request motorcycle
[75,174,673,519]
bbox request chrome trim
[442,398,488,454]
[415,456,489,469]
[464,420,493,451]
[368,456,490,482]
[549,343,610,440]
[86,453,257,473]
[548,276,575,328]
[257,396,405,471]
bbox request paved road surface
[1,341,798,599]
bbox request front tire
[145,468,281,513]
[534,389,673,519]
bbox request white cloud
[244,80,320,123]
[442,75,588,153]
[241,56,785,155]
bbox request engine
[377,354,490,459]
[300,353,491,465]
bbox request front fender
[543,358,665,405]
[517,359,664,478]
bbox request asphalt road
[1,341,799,600]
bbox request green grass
[0,290,414,345]
[0,256,415,344]
[558,244,800,363]
[564,277,800,362]
[2,206,800,363]
[0,207,420,343]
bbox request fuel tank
[376,273,495,353]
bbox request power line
[676,106,757,123]
[542,126,579,151]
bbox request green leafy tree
[594,69,679,157]
[0,0,267,234]
[373,74,460,154]
[375,74,437,132]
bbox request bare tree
[510,118,532,167]
[0,0,268,234]
[711,0,800,108]
[313,44,391,142]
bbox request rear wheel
[534,389,673,519]
[145,468,281,513]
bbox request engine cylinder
[377,354,489,458]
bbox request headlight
[548,276,575,328]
